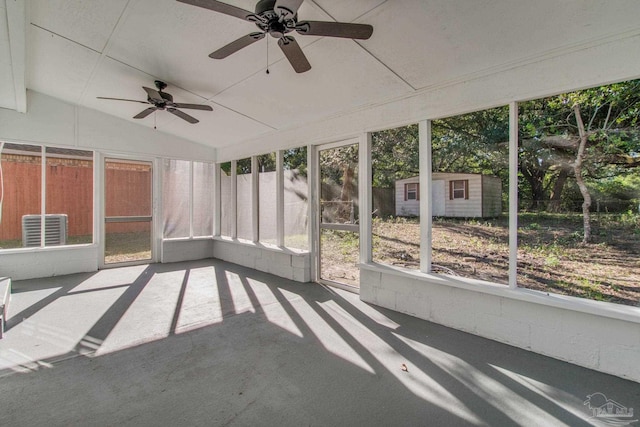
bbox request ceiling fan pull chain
[266,35,270,74]
[154,110,157,130]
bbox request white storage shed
[395,173,502,218]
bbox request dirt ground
[368,213,640,306]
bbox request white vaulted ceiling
[2,0,640,153]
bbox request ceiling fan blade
[209,32,265,59]
[296,21,373,39]
[133,107,158,119]
[97,96,149,104]
[278,36,311,73]
[143,87,165,103]
[167,108,199,124]
[172,103,213,111]
[274,0,303,20]
[176,0,260,22]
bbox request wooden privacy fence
[0,155,151,241]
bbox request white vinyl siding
[396,173,500,218]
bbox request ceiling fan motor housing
[254,0,297,38]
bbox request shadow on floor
[1,259,638,426]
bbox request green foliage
[257,152,276,173]
[518,78,640,212]
[371,124,420,188]
[320,144,358,186]
[432,106,510,179]
[220,161,231,175]
[284,146,307,177]
[236,158,252,175]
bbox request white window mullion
[308,145,318,281]
[359,132,372,264]
[214,163,221,237]
[189,161,194,238]
[40,146,46,247]
[252,156,259,243]
[419,120,432,273]
[231,160,237,239]
[276,150,284,247]
[509,102,519,289]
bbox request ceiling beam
[6,0,26,113]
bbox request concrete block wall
[360,264,640,383]
[0,246,98,280]
[162,239,214,264]
[213,239,311,282]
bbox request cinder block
[359,269,381,287]
[292,267,310,282]
[399,291,431,319]
[372,287,397,311]
[291,254,310,268]
[476,312,531,349]
[359,283,376,302]
[599,344,640,382]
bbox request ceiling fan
[97,80,213,124]
[177,0,374,73]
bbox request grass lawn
[367,212,639,306]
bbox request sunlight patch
[226,272,255,314]
[287,294,374,374]
[394,333,570,426]
[246,280,302,338]
[318,301,483,425]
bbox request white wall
[162,239,214,264]
[0,245,98,280]
[0,91,216,161]
[213,239,310,283]
[360,264,640,383]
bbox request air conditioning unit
[22,214,68,247]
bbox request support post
[509,102,519,289]
[419,120,432,273]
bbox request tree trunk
[573,104,592,244]
[340,165,355,222]
[547,167,570,213]
[520,164,546,210]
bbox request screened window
[193,162,214,237]
[284,147,308,250]
[258,153,277,245]
[220,162,232,237]
[517,79,640,306]
[432,106,509,284]
[0,142,93,249]
[162,159,213,239]
[371,124,420,269]
[162,159,190,238]
[45,147,93,246]
[236,158,253,241]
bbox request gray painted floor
[0,259,638,426]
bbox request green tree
[519,79,640,242]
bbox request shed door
[432,180,446,216]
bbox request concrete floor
[0,259,638,426]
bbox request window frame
[450,179,469,200]
[0,142,95,250]
[405,182,419,201]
